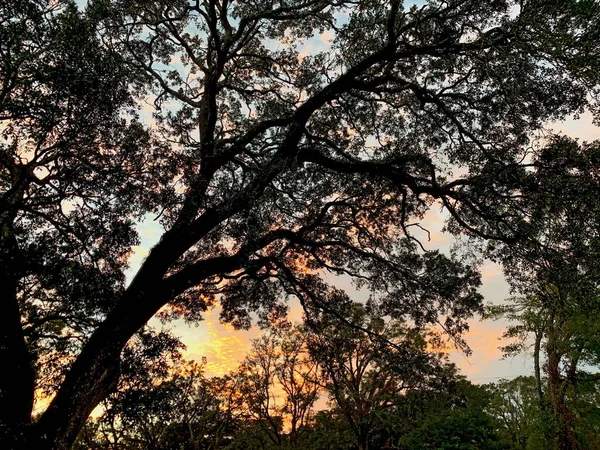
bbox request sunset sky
[120,6,600,386]
[126,109,599,386]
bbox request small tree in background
[307,302,458,450]
[230,326,322,449]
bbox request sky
[119,2,600,387]
[126,110,600,387]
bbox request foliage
[0,0,171,445]
[76,357,238,450]
[300,410,356,450]
[307,302,459,450]
[487,287,600,449]
[376,379,502,450]
[484,377,553,450]
[486,137,600,449]
[2,0,600,448]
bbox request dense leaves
[307,302,457,450]
[1,0,600,448]
[486,137,600,449]
[0,0,173,446]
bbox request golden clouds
[180,299,308,377]
[181,307,260,377]
[449,318,531,381]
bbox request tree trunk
[0,273,35,450]
[533,327,544,407]
[546,332,578,450]
[33,285,163,449]
[0,224,35,450]
[30,202,246,449]
[30,216,209,449]
[357,426,369,450]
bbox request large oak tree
[1,0,600,448]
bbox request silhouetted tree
[2,1,600,448]
[488,137,600,449]
[76,357,239,450]
[0,0,171,447]
[230,326,322,448]
[398,380,505,450]
[307,302,457,450]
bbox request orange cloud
[449,318,532,382]
[480,260,503,283]
[180,307,261,377]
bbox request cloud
[128,245,149,271]
[548,112,600,141]
[180,307,261,377]
[449,318,531,381]
[320,30,334,44]
[480,260,503,283]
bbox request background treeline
[74,302,600,450]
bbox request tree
[398,380,505,450]
[74,330,186,450]
[230,325,322,448]
[2,1,600,448]
[76,357,239,450]
[488,288,600,449]
[307,302,457,450]
[299,410,356,450]
[485,377,552,450]
[1,0,170,447]
[487,138,600,449]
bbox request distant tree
[230,325,322,448]
[3,1,600,448]
[300,410,355,450]
[398,380,505,450]
[275,327,323,445]
[299,380,502,450]
[307,302,457,450]
[76,356,239,450]
[74,330,185,450]
[488,288,600,449]
[484,377,552,450]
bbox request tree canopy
[307,302,456,450]
[486,136,600,449]
[1,0,600,448]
